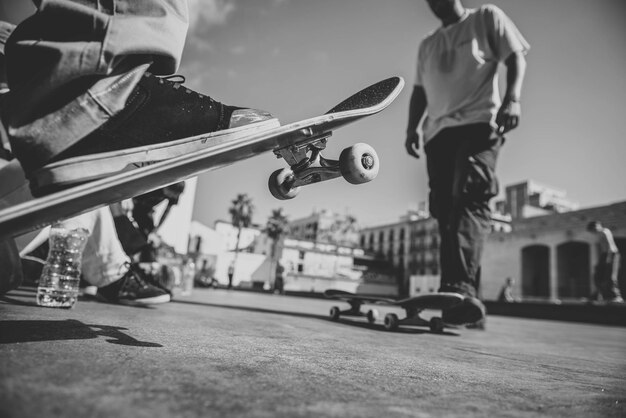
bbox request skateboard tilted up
[267,76,404,200]
[0,77,404,239]
[324,289,464,333]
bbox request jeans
[4,0,189,173]
[425,123,502,297]
[594,252,622,300]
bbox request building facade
[288,209,359,246]
[359,179,624,301]
[359,211,441,295]
[495,181,579,220]
[188,220,397,295]
[483,200,626,301]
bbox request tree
[228,193,255,282]
[264,208,290,292]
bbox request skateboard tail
[326,77,405,115]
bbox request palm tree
[228,193,255,282]
[264,208,290,292]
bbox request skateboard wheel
[330,306,341,321]
[366,309,378,324]
[430,317,445,333]
[339,143,379,185]
[383,313,399,331]
[268,168,300,200]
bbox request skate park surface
[1,287,624,418]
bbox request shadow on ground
[172,299,460,336]
[0,319,163,347]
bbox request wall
[481,201,626,301]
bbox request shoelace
[119,261,151,290]
[156,74,211,100]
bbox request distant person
[274,262,285,295]
[227,262,235,289]
[587,221,623,303]
[404,0,529,325]
[498,277,516,303]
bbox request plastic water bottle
[181,257,195,296]
[36,224,89,308]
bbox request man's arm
[496,51,527,134]
[405,85,427,159]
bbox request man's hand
[496,99,521,134]
[405,131,421,159]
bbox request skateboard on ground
[0,77,404,239]
[324,289,464,333]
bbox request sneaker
[96,263,170,306]
[136,262,175,296]
[442,296,486,326]
[27,72,280,196]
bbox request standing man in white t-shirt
[587,221,624,303]
[405,0,529,325]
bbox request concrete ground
[1,287,625,418]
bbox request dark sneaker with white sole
[442,296,486,326]
[96,263,170,306]
[28,72,279,196]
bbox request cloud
[230,45,247,55]
[188,0,237,34]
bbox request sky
[180,0,626,229]
[2,0,626,230]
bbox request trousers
[4,0,188,173]
[425,123,502,297]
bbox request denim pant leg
[426,124,502,297]
[5,0,188,174]
[599,253,623,300]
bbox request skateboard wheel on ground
[366,309,378,324]
[268,168,300,200]
[330,306,341,321]
[430,317,445,333]
[383,313,399,331]
[339,143,379,185]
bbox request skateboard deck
[0,77,404,239]
[324,289,464,333]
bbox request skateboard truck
[383,305,446,333]
[329,300,378,325]
[269,131,379,200]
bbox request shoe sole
[117,293,171,306]
[95,292,171,306]
[442,297,486,325]
[31,118,280,193]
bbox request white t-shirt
[415,5,529,143]
[600,228,619,254]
